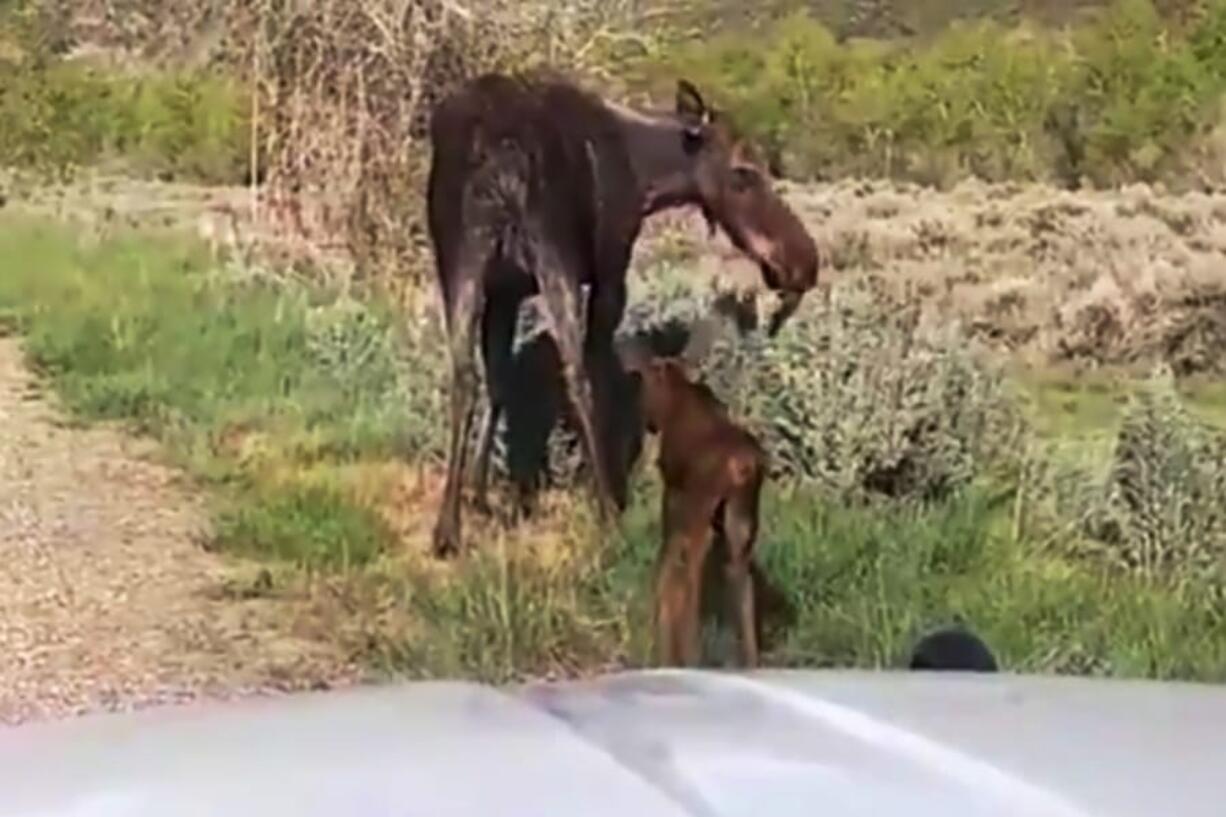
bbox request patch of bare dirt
[637,178,1226,375]
[0,338,359,726]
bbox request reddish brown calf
[618,328,769,668]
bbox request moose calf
[618,321,769,668]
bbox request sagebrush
[1072,367,1226,582]
[617,268,1025,503]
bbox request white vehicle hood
[1,669,1223,817]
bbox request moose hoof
[431,523,463,560]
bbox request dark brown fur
[427,72,819,557]
[619,347,770,668]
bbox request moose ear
[681,316,720,367]
[675,79,710,133]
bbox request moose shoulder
[425,72,820,557]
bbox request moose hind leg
[431,252,489,559]
[469,294,519,514]
[530,240,618,523]
[470,402,500,515]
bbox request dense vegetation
[0,1,249,185]
[7,1,1226,193]
[643,0,1226,187]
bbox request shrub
[250,0,655,294]
[0,61,250,184]
[1072,367,1226,582]
[618,268,1025,503]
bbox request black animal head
[908,625,1000,673]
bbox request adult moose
[426,71,820,558]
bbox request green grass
[1,214,1224,684]
[758,485,1226,679]
[0,61,251,185]
[1015,367,1226,439]
[0,215,411,569]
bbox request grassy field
[2,212,1224,683]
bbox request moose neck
[604,100,697,204]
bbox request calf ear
[681,316,720,367]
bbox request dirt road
[0,338,358,725]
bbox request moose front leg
[584,275,631,510]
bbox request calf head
[644,81,821,336]
[615,317,720,433]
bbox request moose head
[642,81,822,337]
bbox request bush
[618,268,1024,503]
[1071,367,1226,582]
[0,61,250,184]
[252,0,655,293]
[640,0,1226,188]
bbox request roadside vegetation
[1,0,1225,685]
[2,216,1224,682]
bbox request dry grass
[639,177,1226,375]
[238,0,657,297]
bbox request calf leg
[679,525,714,667]
[654,543,687,667]
[431,247,490,559]
[655,486,689,666]
[657,487,717,667]
[722,481,763,668]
